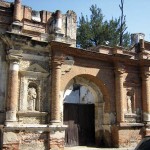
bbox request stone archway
[62,76,106,147]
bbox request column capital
[142,72,150,81]
[115,67,125,75]
[115,64,126,77]
[141,66,150,81]
[52,56,64,66]
[6,49,23,62]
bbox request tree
[77,4,130,49]
[119,0,130,46]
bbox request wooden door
[64,103,95,146]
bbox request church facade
[0,0,150,150]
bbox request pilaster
[115,63,126,123]
[5,50,22,125]
[50,57,63,124]
[141,66,150,122]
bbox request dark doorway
[64,103,95,146]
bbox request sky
[6,0,150,41]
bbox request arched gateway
[63,76,104,146]
[0,1,149,149]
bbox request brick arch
[61,74,111,112]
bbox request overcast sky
[7,0,150,41]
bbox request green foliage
[77,4,130,49]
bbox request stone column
[142,67,150,122]
[6,61,19,122]
[51,58,62,124]
[115,64,125,123]
[13,0,21,22]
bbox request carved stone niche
[124,88,141,123]
[18,63,49,124]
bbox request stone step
[64,146,134,150]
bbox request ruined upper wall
[0,1,77,46]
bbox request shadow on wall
[0,128,3,150]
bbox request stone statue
[27,87,37,111]
[127,95,132,113]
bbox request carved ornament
[52,54,64,66]
[115,63,126,76]
[7,49,23,62]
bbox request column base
[5,111,17,123]
[50,120,61,125]
[143,113,150,122]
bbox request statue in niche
[27,87,37,111]
[127,95,132,113]
[126,90,134,114]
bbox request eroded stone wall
[0,41,7,124]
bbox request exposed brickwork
[0,0,150,150]
[112,125,144,148]
[13,0,21,22]
[49,138,65,150]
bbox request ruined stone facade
[0,0,150,150]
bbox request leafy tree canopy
[77,4,130,49]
